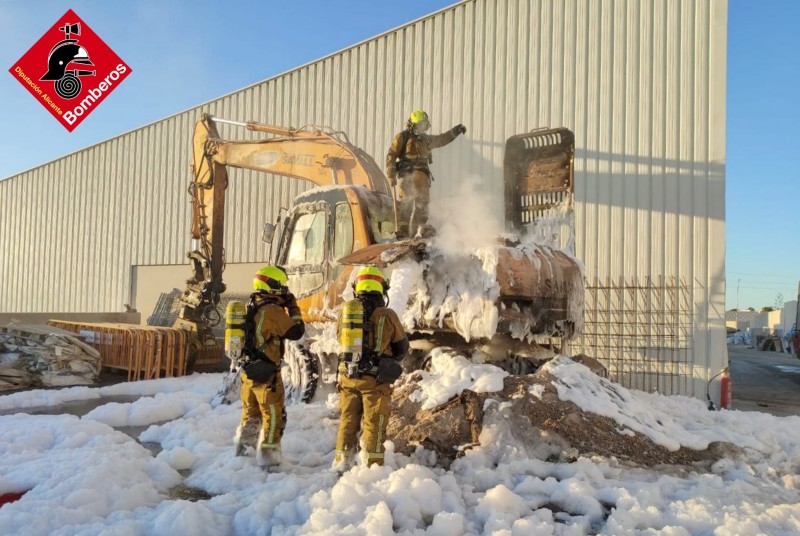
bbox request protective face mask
[414,120,430,135]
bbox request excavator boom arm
[176,114,389,343]
[208,122,387,190]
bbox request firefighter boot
[256,427,283,468]
[330,450,356,474]
[233,419,260,456]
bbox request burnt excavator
[175,113,583,402]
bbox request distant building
[726,310,758,332]
[727,302,798,337]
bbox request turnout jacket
[385,126,462,179]
[251,294,305,365]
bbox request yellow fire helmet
[253,265,288,293]
[409,109,429,125]
[354,266,388,295]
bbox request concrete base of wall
[132,263,265,326]
[0,312,141,326]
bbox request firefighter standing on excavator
[234,266,305,468]
[386,110,467,237]
[333,267,409,471]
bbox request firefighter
[333,266,409,470]
[386,110,467,238]
[234,265,305,468]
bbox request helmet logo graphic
[40,23,95,99]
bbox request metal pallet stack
[48,321,195,381]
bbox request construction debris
[387,354,732,469]
[0,324,102,391]
[757,334,786,353]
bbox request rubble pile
[387,354,735,469]
[0,324,102,391]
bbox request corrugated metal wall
[0,0,727,397]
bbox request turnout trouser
[335,373,392,466]
[240,371,286,451]
[398,169,431,236]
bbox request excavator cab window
[349,187,395,244]
[365,199,395,243]
[280,202,329,298]
[286,210,326,265]
[330,202,354,284]
[333,203,354,260]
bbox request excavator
[174,113,583,402]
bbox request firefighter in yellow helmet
[386,110,467,237]
[333,266,409,471]
[234,265,305,468]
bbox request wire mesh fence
[146,289,252,339]
[146,289,182,327]
[569,276,694,395]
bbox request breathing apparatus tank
[224,301,247,365]
[340,299,365,377]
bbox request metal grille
[522,131,563,149]
[571,276,694,396]
[519,193,571,224]
[146,289,182,327]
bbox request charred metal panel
[504,128,574,230]
[337,239,427,267]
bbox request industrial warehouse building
[0,0,728,400]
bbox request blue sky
[726,0,799,311]
[1,0,797,311]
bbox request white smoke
[428,175,505,256]
[386,176,504,342]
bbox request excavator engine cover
[494,246,583,339]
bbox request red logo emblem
[8,9,132,132]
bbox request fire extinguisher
[707,367,732,411]
[720,367,732,409]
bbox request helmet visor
[414,118,430,134]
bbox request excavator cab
[272,185,397,321]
